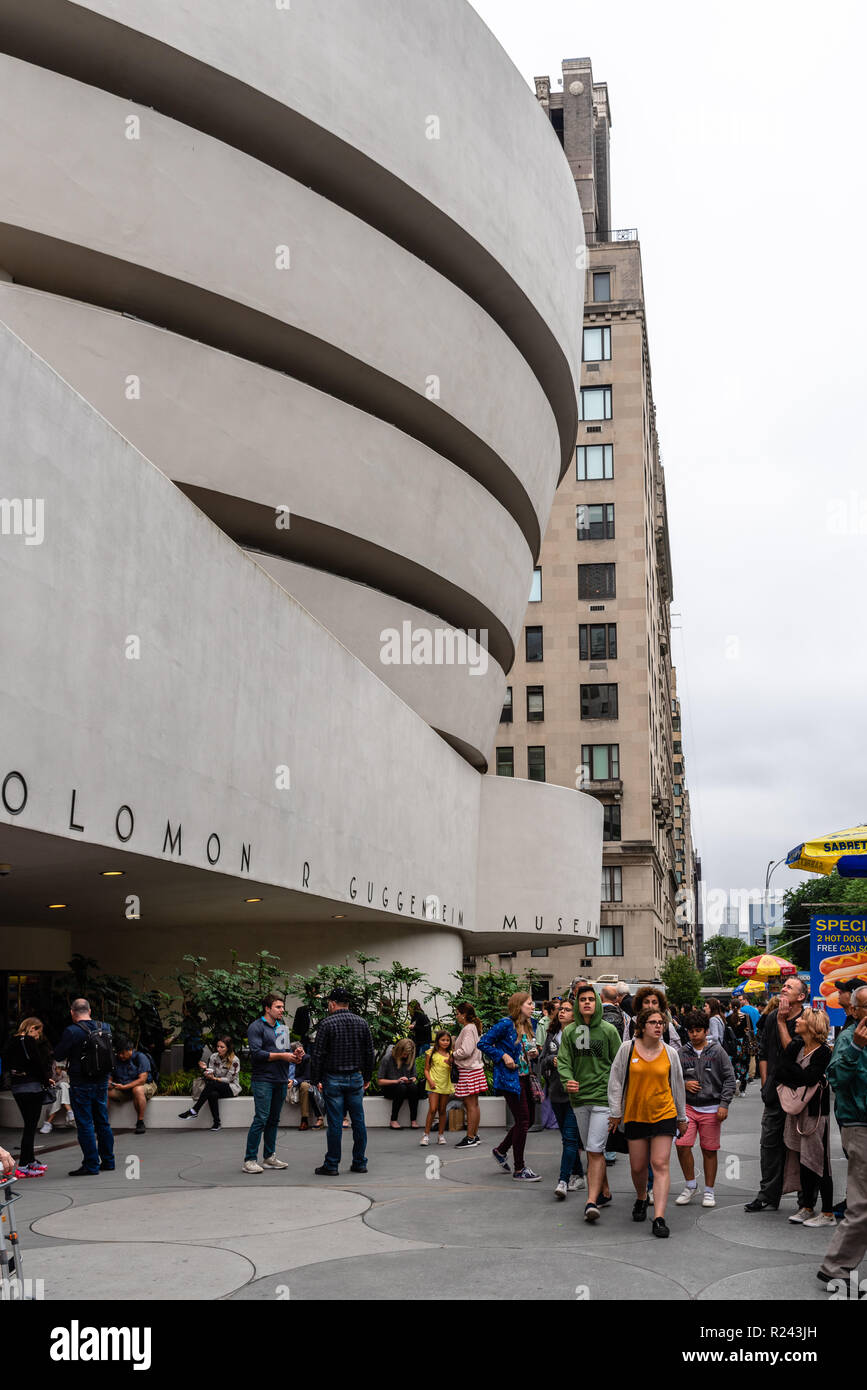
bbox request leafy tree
[700,936,754,988]
[660,955,702,1009]
[175,950,289,1045]
[438,964,543,1030]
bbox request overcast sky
[470,0,867,926]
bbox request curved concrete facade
[0,2,599,988]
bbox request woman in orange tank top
[607,1007,688,1238]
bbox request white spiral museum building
[0,0,601,997]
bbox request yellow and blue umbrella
[786,824,867,878]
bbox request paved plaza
[1,1087,855,1302]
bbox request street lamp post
[764,857,786,953]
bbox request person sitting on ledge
[179,1036,241,1130]
[108,1037,157,1135]
[378,1039,421,1129]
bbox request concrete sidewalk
[1,1086,856,1301]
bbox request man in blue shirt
[108,1039,156,1136]
[739,999,760,1031]
[243,994,304,1174]
[53,998,115,1177]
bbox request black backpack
[78,1022,115,1080]
[721,1025,739,1061]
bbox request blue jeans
[322,1072,367,1172]
[552,1101,585,1183]
[245,1078,285,1162]
[70,1080,114,1173]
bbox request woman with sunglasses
[778,1007,835,1227]
[540,997,586,1198]
[608,1006,688,1238]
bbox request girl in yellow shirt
[420,1031,455,1146]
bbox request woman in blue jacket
[478,992,541,1182]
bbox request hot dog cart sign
[811,913,867,1024]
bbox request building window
[672,715,681,731]
[529,567,542,602]
[578,563,616,600]
[673,782,682,796]
[582,744,620,781]
[593,271,611,302]
[673,741,682,754]
[530,948,549,958]
[527,686,544,722]
[577,503,615,541]
[525,626,543,662]
[577,443,614,480]
[500,686,513,723]
[603,805,621,841]
[581,684,619,719]
[602,866,623,903]
[579,624,617,661]
[496,747,514,777]
[587,925,623,956]
[579,386,612,421]
[583,326,611,361]
[527,746,546,782]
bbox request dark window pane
[525,626,543,662]
[500,687,513,723]
[496,747,514,777]
[603,805,621,841]
[527,746,546,782]
[527,686,544,722]
[593,272,611,302]
[608,625,618,658]
[579,626,589,661]
[578,564,616,600]
[581,684,618,719]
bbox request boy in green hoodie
[557,982,623,1221]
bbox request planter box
[0,1092,509,1131]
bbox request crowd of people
[2,974,866,1291]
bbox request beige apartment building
[480,57,697,992]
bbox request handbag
[776,1080,819,1115]
[529,1072,544,1103]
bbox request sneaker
[67,1166,99,1176]
[39,1122,53,1134]
[745,1198,778,1212]
[567,1174,585,1191]
[263,1155,288,1169]
[178,1109,196,1119]
[134,1120,146,1135]
[632,1197,649,1222]
[702,1191,716,1209]
[14,1167,34,1179]
[584,1202,600,1223]
[788,1207,814,1224]
[803,1213,837,1228]
[513,1167,541,1182]
[554,1180,568,1200]
[314,1165,339,1176]
[27,1162,46,1174]
[466,1136,481,1147]
[492,1147,510,1172]
[437,1135,447,1145]
[455,1136,471,1148]
[676,1186,697,1205]
[349,1163,368,1173]
[242,1160,264,1174]
[65,1114,76,1127]
[652,1217,670,1239]
[597,1192,612,1207]
[210,1123,222,1131]
[419,1134,430,1145]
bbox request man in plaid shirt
[310,988,375,1175]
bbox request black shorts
[624,1118,678,1141]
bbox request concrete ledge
[0,1093,510,1130]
